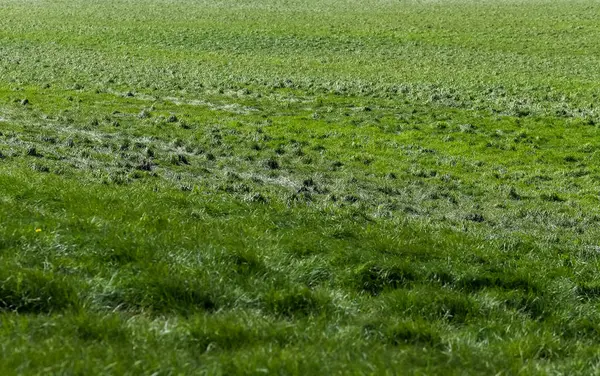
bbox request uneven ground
[1,0,600,374]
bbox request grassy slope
[1,0,600,374]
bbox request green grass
[2,0,600,374]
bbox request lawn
[1,0,600,374]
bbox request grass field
[2,0,600,374]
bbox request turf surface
[1,0,600,374]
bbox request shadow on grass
[0,267,80,313]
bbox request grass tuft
[0,267,80,314]
[355,262,418,295]
[264,287,329,318]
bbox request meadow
[1,0,600,374]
